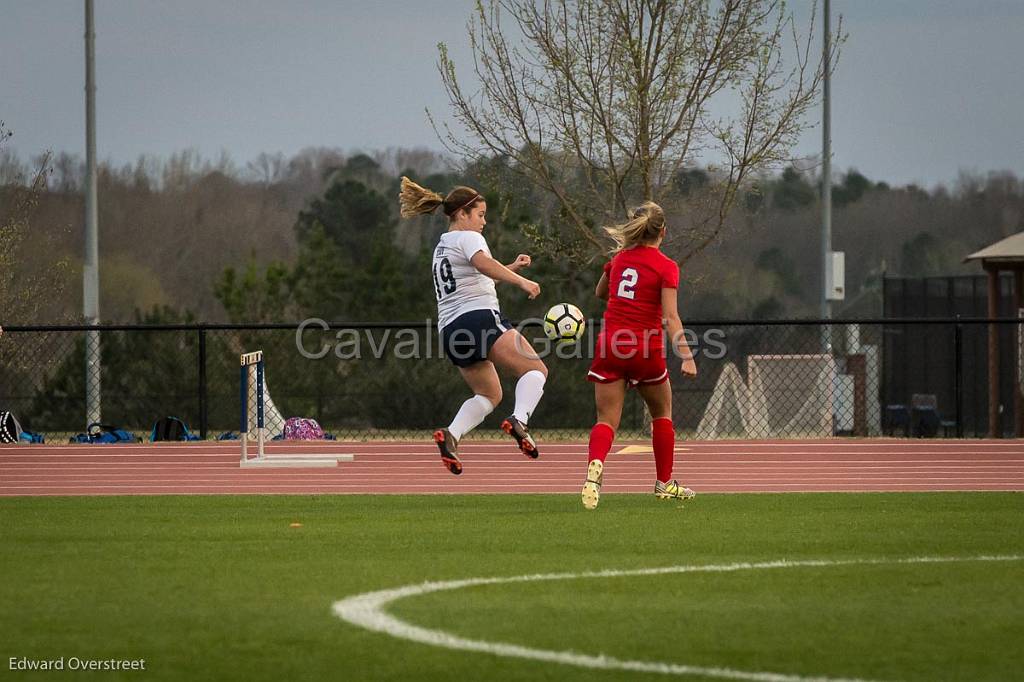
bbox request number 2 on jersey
[617,267,639,299]
[433,257,457,299]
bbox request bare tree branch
[432,0,844,262]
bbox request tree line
[1,143,1021,326]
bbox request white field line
[332,555,1023,682]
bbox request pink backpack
[283,417,325,440]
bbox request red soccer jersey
[601,246,679,342]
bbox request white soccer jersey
[431,230,500,330]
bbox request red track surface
[1,439,1022,496]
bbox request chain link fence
[0,318,1020,441]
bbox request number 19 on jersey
[433,257,456,299]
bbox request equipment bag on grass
[70,423,137,444]
[19,431,45,444]
[283,417,325,440]
[150,416,201,442]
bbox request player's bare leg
[637,380,694,500]
[595,380,627,431]
[490,329,547,458]
[583,380,626,509]
[435,362,501,475]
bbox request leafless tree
[434,0,842,262]
[0,123,71,324]
[246,152,288,185]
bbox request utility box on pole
[826,251,845,301]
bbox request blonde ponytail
[399,176,445,218]
[399,176,484,221]
[603,201,666,252]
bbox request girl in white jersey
[399,177,549,475]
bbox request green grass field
[1,493,1022,681]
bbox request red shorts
[587,329,669,387]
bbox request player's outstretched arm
[595,273,609,300]
[506,254,531,273]
[470,251,541,299]
[661,287,696,378]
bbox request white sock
[448,395,495,441]
[512,370,546,425]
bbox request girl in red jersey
[581,202,697,509]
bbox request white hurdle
[239,350,352,468]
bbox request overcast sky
[3,0,1023,188]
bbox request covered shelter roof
[964,231,1024,264]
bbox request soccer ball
[543,303,586,343]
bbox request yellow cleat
[655,479,695,501]
[581,459,603,510]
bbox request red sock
[588,423,615,464]
[653,418,674,482]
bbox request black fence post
[954,319,963,438]
[198,329,208,439]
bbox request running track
[1,439,1022,496]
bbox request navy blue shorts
[440,309,514,368]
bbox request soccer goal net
[697,354,837,439]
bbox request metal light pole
[820,0,833,354]
[84,0,102,426]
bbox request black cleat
[433,428,462,475]
[501,416,539,459]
